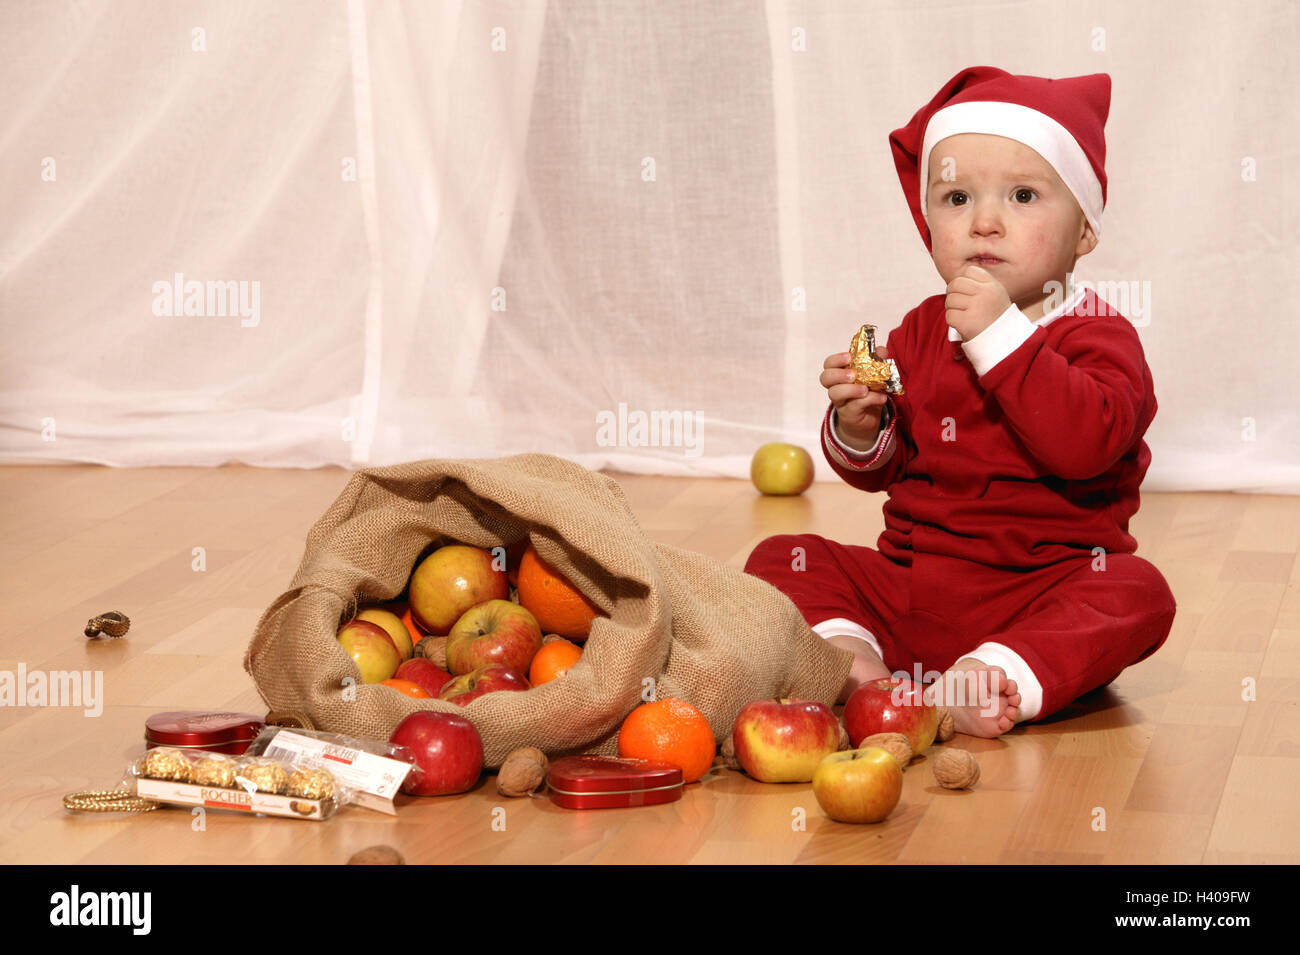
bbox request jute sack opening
[245,453,852,768]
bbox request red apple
[408,545,508,634]
[394,657,454,698]
[731,698,840,783]
[812,747,903,824]
[337,619,402,684]
[389,711,484,796]
[445,599,543,675]
[438,664,531,706]
[843,677,940,756]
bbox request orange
[529,639,583,686]
[617,697,716,783]
[516,544,601,641]
[381,678,432,699]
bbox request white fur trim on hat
[920,100,1103,238]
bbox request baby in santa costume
[745,66,1176,737]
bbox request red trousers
[743,535,1176,722]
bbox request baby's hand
[821,348,890,452]
[945,265,1011,341]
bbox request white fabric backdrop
[2,0,1297,491]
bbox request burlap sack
[245,453,851,767]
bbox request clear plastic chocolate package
[125,746,353,820]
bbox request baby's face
[925,133,1097,320]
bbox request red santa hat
[889,66,1111,251]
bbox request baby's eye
[942,191,968,206]
[1013,188,1037,203]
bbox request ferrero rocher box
[134,778,332,820]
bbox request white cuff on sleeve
[825,405,896,471]
[829,405,890,458]
[961,303,1036,377]
[962,642,1043,721]
[812,618,884,663]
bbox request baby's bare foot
[925,659,1021,738]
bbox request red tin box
[144,711,265,755]
[547,755,684,810]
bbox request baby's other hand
[945,265,1011,341]
[821,349,889,452]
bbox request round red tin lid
[144,711,265,751]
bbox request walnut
[936,708,955,742]
[415,635,447,669]
[931,748,980,790]
[719,734,743,771]
[542,633,566,644]
[860,732,913,769]
[496,747,549,797]
[837,720,852,751]
[348,845,405,865]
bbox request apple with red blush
[336,619,402,684]
[438,664,531,706]
[812,746,903,824]
[408,544,508,634]
[445,599,543,675]
[731,698,840,783]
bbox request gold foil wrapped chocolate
[287,768,335,800]
[235,758,289,795]
[849,324,903,395]
[141,747,193,782]
[192,755,238,788]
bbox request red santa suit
[744,282,1176,721]
[743,66,1176,722]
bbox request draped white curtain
[2,0,1297,491]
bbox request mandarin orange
[516,544,601,641]
[529,638,583,685]
[617,697,716,783]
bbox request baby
[746,66,1176,737]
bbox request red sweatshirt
[821,285,1156,569]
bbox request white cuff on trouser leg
[813,618,884,663]
[962,643,1043,722]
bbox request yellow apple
[812,747,903,824]
[337,620,402,684]
[750,443,815,496]
[357,607,414,661]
